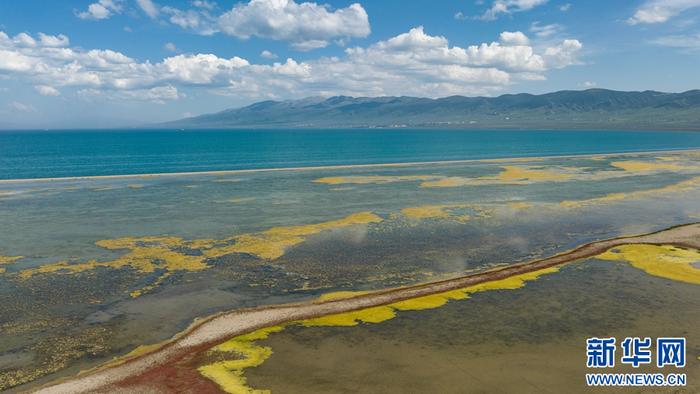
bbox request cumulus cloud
[260,50,278,59]
[77,0,122,20]
[480,0,548,20]
[0,28,583,103]
[628,0,700,25]
[35,85,61,96]
[217,0,370,49]
[137,0,160,18]
[500,31,530,46]
[542,39,583,68]
[76,0,370,51]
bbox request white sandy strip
[33,223,700,393]
[3,148,699,185]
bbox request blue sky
[1,0,700,128]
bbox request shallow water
[1,150,700,391]
[245,262,700,393]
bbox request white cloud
[0,28,583,103]
[162,6,218,35]
[628,0,700,25]
[164,42,177,52]
[650,32,700,49]
[136,0,160,18]
[9,101,36,113]
[530,22,564,38]
[542,39,583,68]
[78,85,182,103]
[38,33,70,47]
[480,0,548,20]
[559,3,571,11]
[260,50,278,59]
[77,0,122,20]
[192,0,216,10]
[454,11,467,20]
[35,85,61,96]
[582,81,596,87]
[217,0,370,49]
[500,31,530,46]
[0,49,34,72]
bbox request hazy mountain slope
[160,89,700,130]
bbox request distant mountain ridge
[160,89,700,130]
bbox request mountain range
[160,89,700,130]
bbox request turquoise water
[2,129,700,179]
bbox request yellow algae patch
[392,267,559,311]
[204,211,382,260]
[611,161,683,172]
[218,197,256,204]
[127,184,144,189]
[0,256,22,274]
[301,306,397,327]
[507,202,532,209]
[200,266,559,393]
[15,211,382,299]
[421,165,574,188]
[315,290,371,301]
[313,175,442,185]
[19,236,209,280]
[597,244,700,285]
[401,204,470,222]
[199,326,284,394]
[420,177,471,187]
[492,165,573,182]
[17,211,382,286]
[560,176,700,208]
[130,272,172,298]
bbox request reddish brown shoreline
[31,222,700,393]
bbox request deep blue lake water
[2,129,700,180]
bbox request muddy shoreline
[31,222,700,393]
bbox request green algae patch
[198,266,560,393]
[597,244,700,285]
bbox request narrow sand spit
[32,223,700,393]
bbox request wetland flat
[1,150,700,392]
